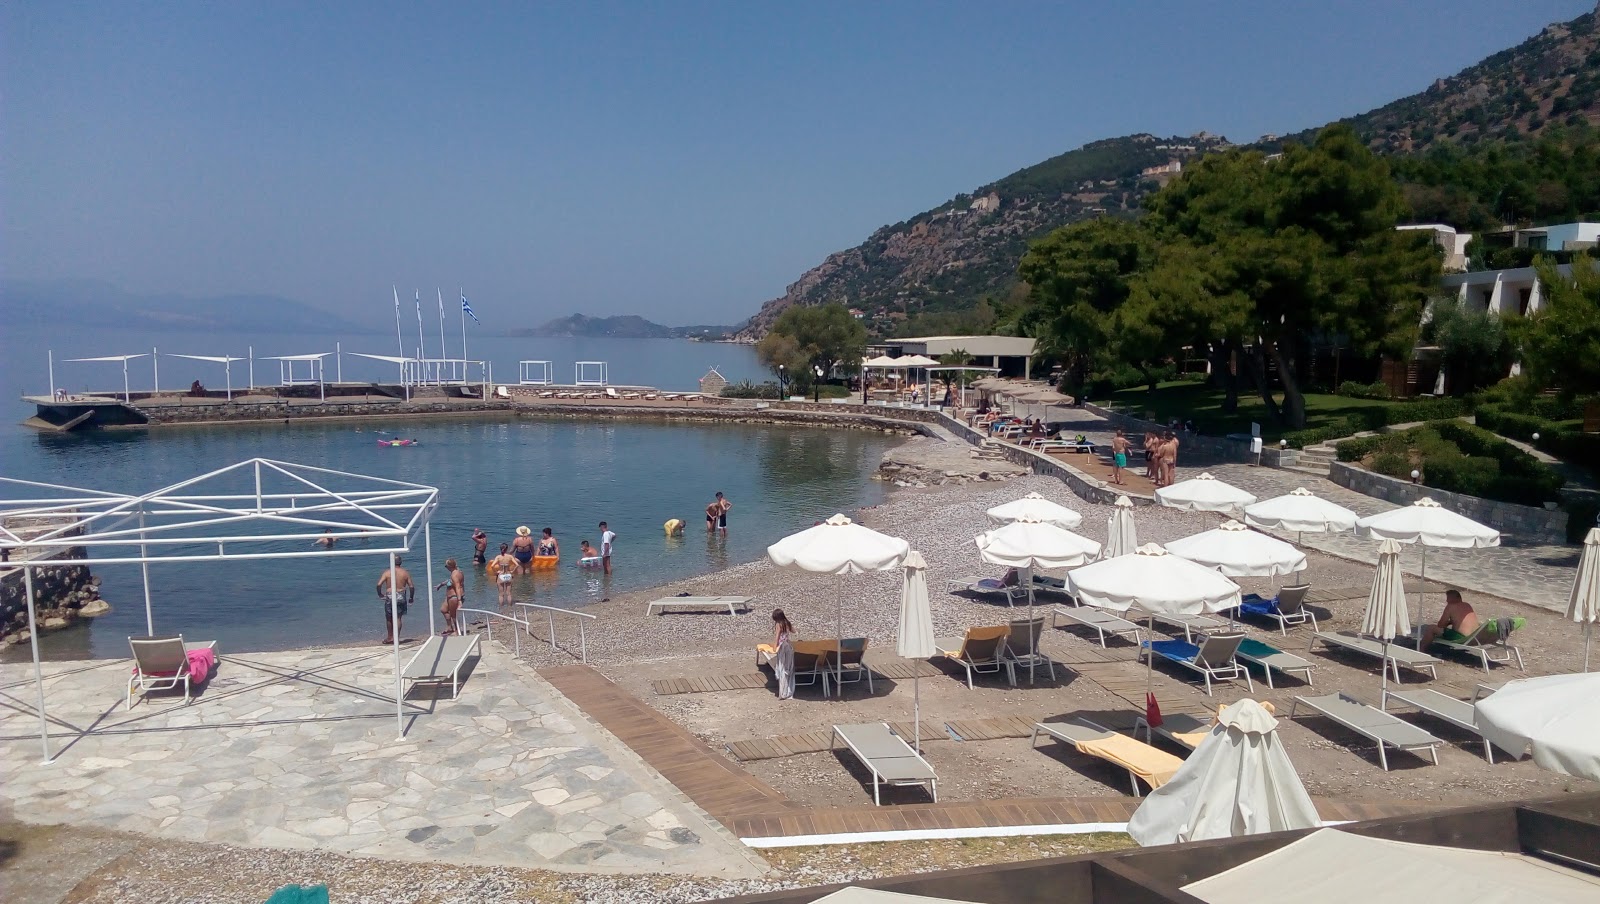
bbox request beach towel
[1075,733,1181,789]
[186,647,216,684]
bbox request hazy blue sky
[3,1,1591,328]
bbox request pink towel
[186,648,216,683]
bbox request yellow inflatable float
[531,555,559,570]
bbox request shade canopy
[975,517,1102,569]
[1067,544,1240,615]
[1243,488,1359,534]
[1128,699,1319,846]
[1355,497,1500,548]
[1474,673,1600,783]
[1105,496,1138,558]
[1361,539,1411,642]
[861,355,902,368]
[895,354,940,367]
[985,492,1084,530]
[262,353,331,362]
[1182,828,1600,904]
[1567,528,1600,672]
[168,353,245,364]
[768,514,910,575]
[65,354,148,363]
[1165,520,1308,577]
[1155,473,1258,514]
[896,551,936,659]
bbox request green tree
[756,303,867,389]
[1420,299,1515,394]
[1517,254,1600,396]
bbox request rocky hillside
[735,4,1600,341]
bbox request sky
[3,1,1593,329]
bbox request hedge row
[1281,397,1470,448]
[1477,403,1600,477]
[1334,420,1564,507]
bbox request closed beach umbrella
[1156,472,1258,514]
[1361,538,1411,699]
[1475,673,1600,783]
[986,492,1084,530]
[976,516,1101,681]
[1106,495,1138,558]
[1356,498,1499,618]
[1165,520,1308,578]
[1127,698,1319,846]
[1567,528,1600,672]
[1243,487,1359,544]
[769,514,910,691]
[896,551,936,751]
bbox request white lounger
[1382,687,1498,762]
[646,595,753,616]
[127,636,218,710]
[1051,605,1143,647]
[1139,609,1230,642]
[832,722,937,805]
[1310,630,1440,682]
[1235,638,1315,688]
[402,633,481,699]
[1290,692,1442,771]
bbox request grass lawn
[1103,380,1399,442]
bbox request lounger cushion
[1076,734,1182,788]
[1146,640,1200,662]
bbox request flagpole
[460,288,469,364]
[392,287,405,385]
[415,290,426,383]
[437,288,448,379]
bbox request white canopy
[1127,699,1319,846]
[1105,496,1138,558]
[65,354,148,362]
[1355,497,1500,548]
[897,551,936,751]
[1243,488,1359,535]
[975,518,1101,569]
[895,354,940,367]
[350,352,414,365]
[1474,673,1600,783]
[985,492,1084,530]
[1164,520,1307,578]
[1155,472,1258,514]
[768,514,910,575]
[1567,528,1600,672]
[1067,544,1240,615]
[1183,828,1600,904]
[263,353,331,361]
[861,355,902,368]
[168,353,244,364]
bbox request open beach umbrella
[1361,538,1411,700]
[769,514,910,692]
[1474,673,1600,783]
[1068,544,1241,706]
[986,492,1084,530]
[1356,498,1499,619]
[1155,472,1258,514]
[896,551,936,752]
[976,516,1102,681]
[1165,520,1308,579]
[1127,698,1319,846]
[1243,487,1359,545]
[1106,496,1138,558]
[1567,528,1600,672]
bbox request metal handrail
[458,607,529,657]
[514,602,595,663]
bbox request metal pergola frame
[0,459,440,764]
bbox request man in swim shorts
[707,491,731,534]
[599,521,615,574]
[471,528,488,566]
[376,556,414,644]
[1110,428,1129,486]
[437,557,464,635]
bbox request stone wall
[1,555,102,646]
[1329,461,1568,543]
[141,399,514,425]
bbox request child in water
[578,540,601,567]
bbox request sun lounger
[1133,712,1214,750]
[1030,574,1070,595]
[1382,687,1497,762]
[402,633,481,699]
[1290,692,1442,771]
[832,722,937,805]
[647,595,753,616]
[821,637,873,695]
[1030,719,1183,796]
[493,385,511,399]
[1310,630,1439,682]
[1140,634,1253,695]
[756,639,833,694]
[1235,637,1315,688]
[1429,618,1526,672]
[127,635,218,710]
[1051,605,1143,647]
[1138,609,1231,642]
[946,575,1024,605]
[1238,584,1315,634]
[931,625,1013,688]
[1004,616,1054,682]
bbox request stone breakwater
[1,556,106,646]
[139,398,514,426]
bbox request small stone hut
[699,368,729,397]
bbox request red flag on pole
[1145,692,1164,728]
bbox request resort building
[1480,221,1600,252]
[1397,223,1472,272]
[872,335,1038,378]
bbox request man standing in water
[598,521,616,574]
[437,558,465,635]
[706,491,731,534]
[471,528,488,566]
[375,556,414,644]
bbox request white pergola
[63,353,149,402]
[263,353,329,399]
[519,360,554,385]
[0,459,440,763]
[575,361,608,387]
[167,353,244,400]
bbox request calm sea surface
[0,327,897,659]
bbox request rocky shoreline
[0,559,109,647]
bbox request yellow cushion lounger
[1030,718,1182,796]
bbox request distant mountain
[0,279,373,334]
[514,313,733,340]
[735,4,1600,340]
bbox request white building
[873,335,1037,379]
[1397,223,1472,272]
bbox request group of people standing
[1108,428,1180,486]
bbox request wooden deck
[541,663,1440,840]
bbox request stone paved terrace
[0,644,764,878]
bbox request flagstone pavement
[0,645,765,877]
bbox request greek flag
[461,293,479,324]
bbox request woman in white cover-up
[771,609,796,700]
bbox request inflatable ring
[579,556,601,568]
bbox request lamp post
[813,365,823,404]
[778,364,785,401]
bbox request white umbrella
[1127,698,1319,846]
[1567,528,1600,672]
[1106,495,1138,558]
[896,551,936,752]
[1156,472,1258,514]
[769,514,910,692]
[976,516,1101,681]
[1069,544,1241,705]
[1356,498,1499,618]
[1165,520,1308,578]
[985,492,1084,530]
[1474,673,1600,783]
[1243,487,1359,544]
[1361,538,1411,699]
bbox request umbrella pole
[1420,545,1428,619]
[913,675,922,753]
[1024,564,1036,684]
[1586,622,1593,673]
[837,578,845,699]
[1380,640,1391,703]
[1145,614,1156,700]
